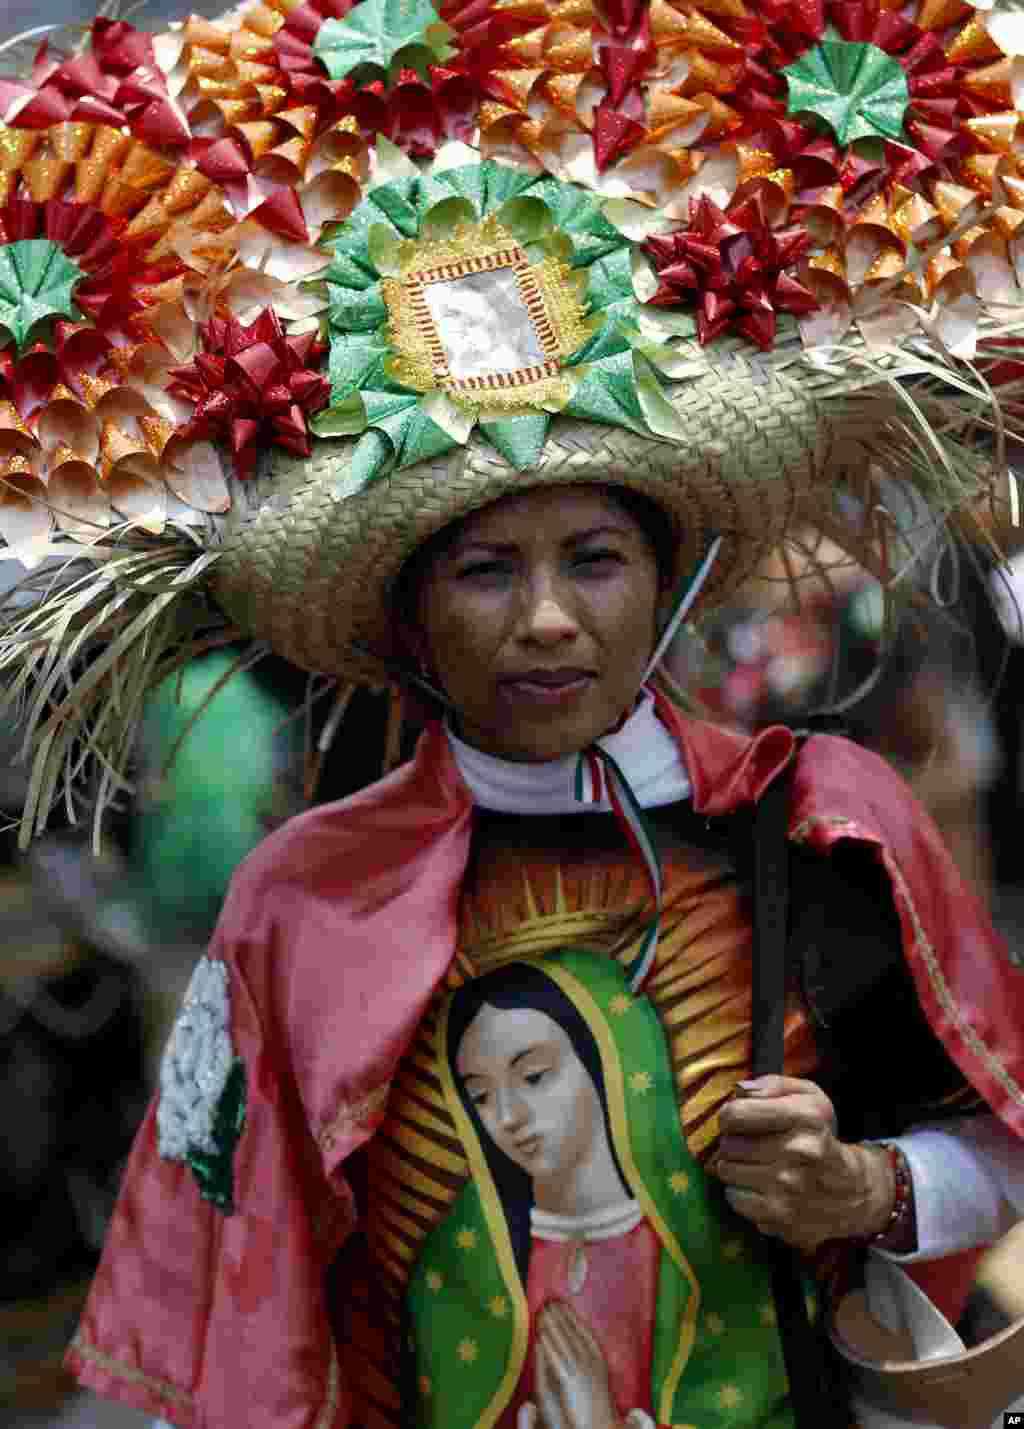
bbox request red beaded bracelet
[867,1143,914,1247]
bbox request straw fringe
[304,680,354,801]
[1,538,230,847]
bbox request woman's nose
[519,577,579,645]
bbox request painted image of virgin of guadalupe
[406,949,798,1429]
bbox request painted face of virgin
[456,1005,604,1193]
[412,486,662,762]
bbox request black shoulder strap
[751,769,792,1081]
[751,758,842,1428]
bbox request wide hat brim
[212,338,906,683]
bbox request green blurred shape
[132,649,304,942]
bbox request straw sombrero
[214,339,904,682]
[0,0,1022,839]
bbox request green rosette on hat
[0,0,1020,844]
[310,137,694,478]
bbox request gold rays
[363,1006,467,1309]
[459,862,645,971]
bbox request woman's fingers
[713,1079,894,1247]
[727,1075,827,1099]
[718,1128,830,1166]
[518,1403,539,1429]
[716,1154,812,1197]
[718,1078,837,1139]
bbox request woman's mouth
[513,1134,542,1159]
[500,671,594,705]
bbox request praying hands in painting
[517,1300,622,1429]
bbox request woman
[0,23,1020,1423]
[48,467,1020,1429]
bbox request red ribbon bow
[645,192,819,350]
[168,309,330,476]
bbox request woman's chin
[463,694,631,763]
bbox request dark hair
[446,961,628,1285]
[392,485,678,632]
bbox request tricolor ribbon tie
[575,743,663,992]
[574,535,722,992]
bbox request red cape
[66,705,1024,1427]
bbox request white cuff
[875,1114,1022,1262]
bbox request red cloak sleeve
[66,724,475,1427]
[66,930,353,1427]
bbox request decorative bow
[168,309,330,476]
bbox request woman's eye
[574,549,623,570]
[456,561,515,581]
[469,1088,490,1107]
[524,1068,547,1087]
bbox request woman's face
[409,485,663,761]
[456,1004,604,1190]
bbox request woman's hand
[715,1075,895,1252]
[518,1300,621,1429]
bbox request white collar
[445,689,691,814]
[530,1198,643,1242]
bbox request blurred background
[1,3,1024,1427]
[1,8,285,1428]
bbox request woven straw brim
[212,343,912,682]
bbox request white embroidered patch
[157,956,234,1161]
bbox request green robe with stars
[407,947,801,1429]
